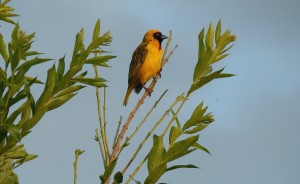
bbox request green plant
[0,1,115,183]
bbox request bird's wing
[128,42,148,84]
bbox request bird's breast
[139,45,162,84]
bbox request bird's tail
[123,86,134,106]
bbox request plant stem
[125,154,148,184]
[103,87,110,156]
[95,129,106,169]
[122,93,183,175]
[113,116,123,147]
[93,64,109,166]
[161,93,190,137]
[74,149,84,184]
[127,89,168,141]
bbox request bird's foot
[144,87,153,96]
[157,68,162,78]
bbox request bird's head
[143,29,168,44]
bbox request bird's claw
[144,87,153,96]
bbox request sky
[3,0,300,183]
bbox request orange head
[142,29,168,44]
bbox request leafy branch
[0,1,115,183]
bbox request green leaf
[215,20,221,44]
[85,55,116,66]
[86,31,112,53]
[0,67,9,85]
[16,57,52,71]
[93,19,100,41]
[148,135,166,173]
[0,32,9,64]
[24,51,43,57]
[55,85,85,98]
[3,124,20,142]
[183,123,210,134]
[205,23,214,50]
[163,135,199,162]
[5,102,26,125]
[71,28,85,66]
[168,126,181,146]
[16,154,38,164]
[56,56,65,82]
[193,28,205,82]
[36,65,56,109]
[166,164,199,172]
[47,93,77,111]
[189,68,234,94]
[24,76,43,84]
[182,102,207,131]
[100,158,118,183]
[71,77,107,88]
[192,142,211,155]
[144,163,167,184]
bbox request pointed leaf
[24,76,43,85]
[101,158,118,183]
[192,142,211,155]
[163,135,199,162]
[183,123,210,134]
[182,102,208,131]
[71,28,84,66]
[148,135,166,173]
[36,65,56,109]
[85,55,116,65]
[47,93,77,111]
[0,32,9,64]
[93,19,100,41]
[166,164,199,172]
[215,20,221,44]
[71,77,107,87]
[205,23,214,50]
[24,51,43,57]
[193,28,205,82]
[189,68,233,94]
[169,126,181,146]
[56,56,65,82]
[55,85,85,98]
[144,163,167,184]
[17,57,52,71]
[0,67,9,85]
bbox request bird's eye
[154,32,161,38]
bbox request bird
[123,29,168,106]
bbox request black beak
[161,34,168,40]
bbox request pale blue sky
[6,0,300,183]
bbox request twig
[95,128,106,168]
[93,64,109,166]
[109,32,178,163]
[125,154,148,184]
[161,93,189,137]
[161,30,172,64]
[122,93,183,175]
[74,149,84,184]
[127,89,168,141]
[113,116,123,147]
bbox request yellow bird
[123,29,168,106]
